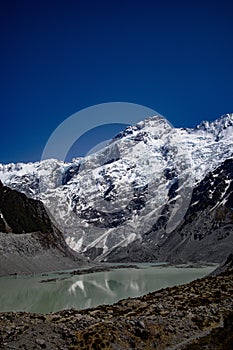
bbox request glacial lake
[0,264,216,314]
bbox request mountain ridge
[0,113,233,263]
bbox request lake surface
[0,264,216,314]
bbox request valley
[0,113,233,349]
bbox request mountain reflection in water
[0,265,216,314]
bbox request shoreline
[0,261,218,280]
[0,269,232,349]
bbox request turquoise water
[0,264,216,314]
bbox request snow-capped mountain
[0,113,233,261]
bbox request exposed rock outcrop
[157,158,233,264]
[0,184,86,276]
[210,253,233,276]
[106,158,233,264]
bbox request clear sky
[0,0,233,163]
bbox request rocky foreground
[0,269,232,350]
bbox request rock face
[210,253,233,276]
[0,113,233,262]
[0,183,86,276]
[157,158,233,263]
[0,181,55,235]
[88,157,233,263]
[0,269,232,349]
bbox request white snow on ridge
[0,113,233,258]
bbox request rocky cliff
[157,158,233,263]
[0,180,86,276]
[102,157,233,263]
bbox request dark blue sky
[1,0,233,163]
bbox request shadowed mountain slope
[0,180,86,276]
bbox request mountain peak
[196,113,233,140]
[0,112,233,261]
[112,115,171,142]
